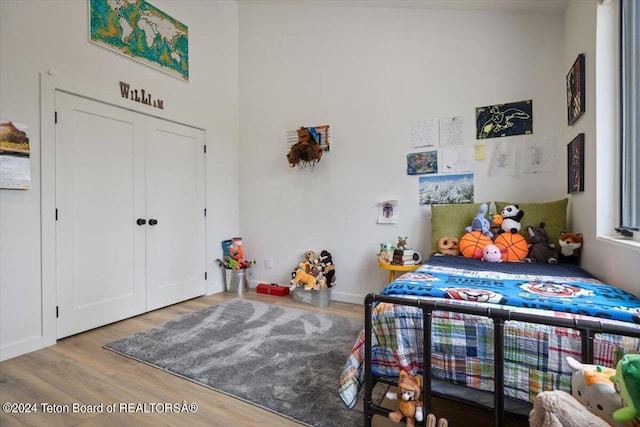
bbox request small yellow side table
[378,261,419,283]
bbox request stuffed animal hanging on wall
[286,127,324,169]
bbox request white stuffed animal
[498,204,524,234]
[566,356,626,427]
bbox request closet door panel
[145,119,205,311]
[55,91,146,338]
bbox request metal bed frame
[363,293,640,427]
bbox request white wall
[238,2,567,303]
[565,0,640,295]
[0,0,240,361]
[2,0,637,362]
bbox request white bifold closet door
[55,91,205,338]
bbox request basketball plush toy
[459,231,492,259]
[494,232,528,262]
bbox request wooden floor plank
[1,291,528,426]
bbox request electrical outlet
[264,258,274,269]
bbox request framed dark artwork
[566,54,585,125]
[475,100,532,139]
[567,133,585,193]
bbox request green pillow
[430,203,486,256]
[494,199,568,247]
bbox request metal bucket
[225,269,248,294]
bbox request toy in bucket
[289,250,336,307]
[218,238,255,294]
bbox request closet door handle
[136,218,146,226]
[149,219,158,226]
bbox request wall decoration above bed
[566,54,585,126]
[411,119,438,148]
[567,134,585,193]
[475,99,532,139]
[418,173,474,206]
[407,151,438,175]
[521,136,554,174]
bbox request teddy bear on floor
[385,370,424,427]
[525,222,558,264]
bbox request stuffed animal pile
[436,203,582,265]
[530,355,640,427]
[289,250,336,291]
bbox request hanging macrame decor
[286,125,330,170]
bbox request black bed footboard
[362,293,640,427]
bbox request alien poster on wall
[475,100,532,139]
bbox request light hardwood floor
[0,291,528,427]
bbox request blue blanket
[381,256,640,324]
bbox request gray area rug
[105,298,374,426]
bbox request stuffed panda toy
[499,205,524,234]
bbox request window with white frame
[619,0,639,233]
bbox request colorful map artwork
[90,0,189,81]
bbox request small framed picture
[567,133,585,193]
[566,54,585,126]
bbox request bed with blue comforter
[339,256,640,421]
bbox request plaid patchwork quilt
[339,257,640,410]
